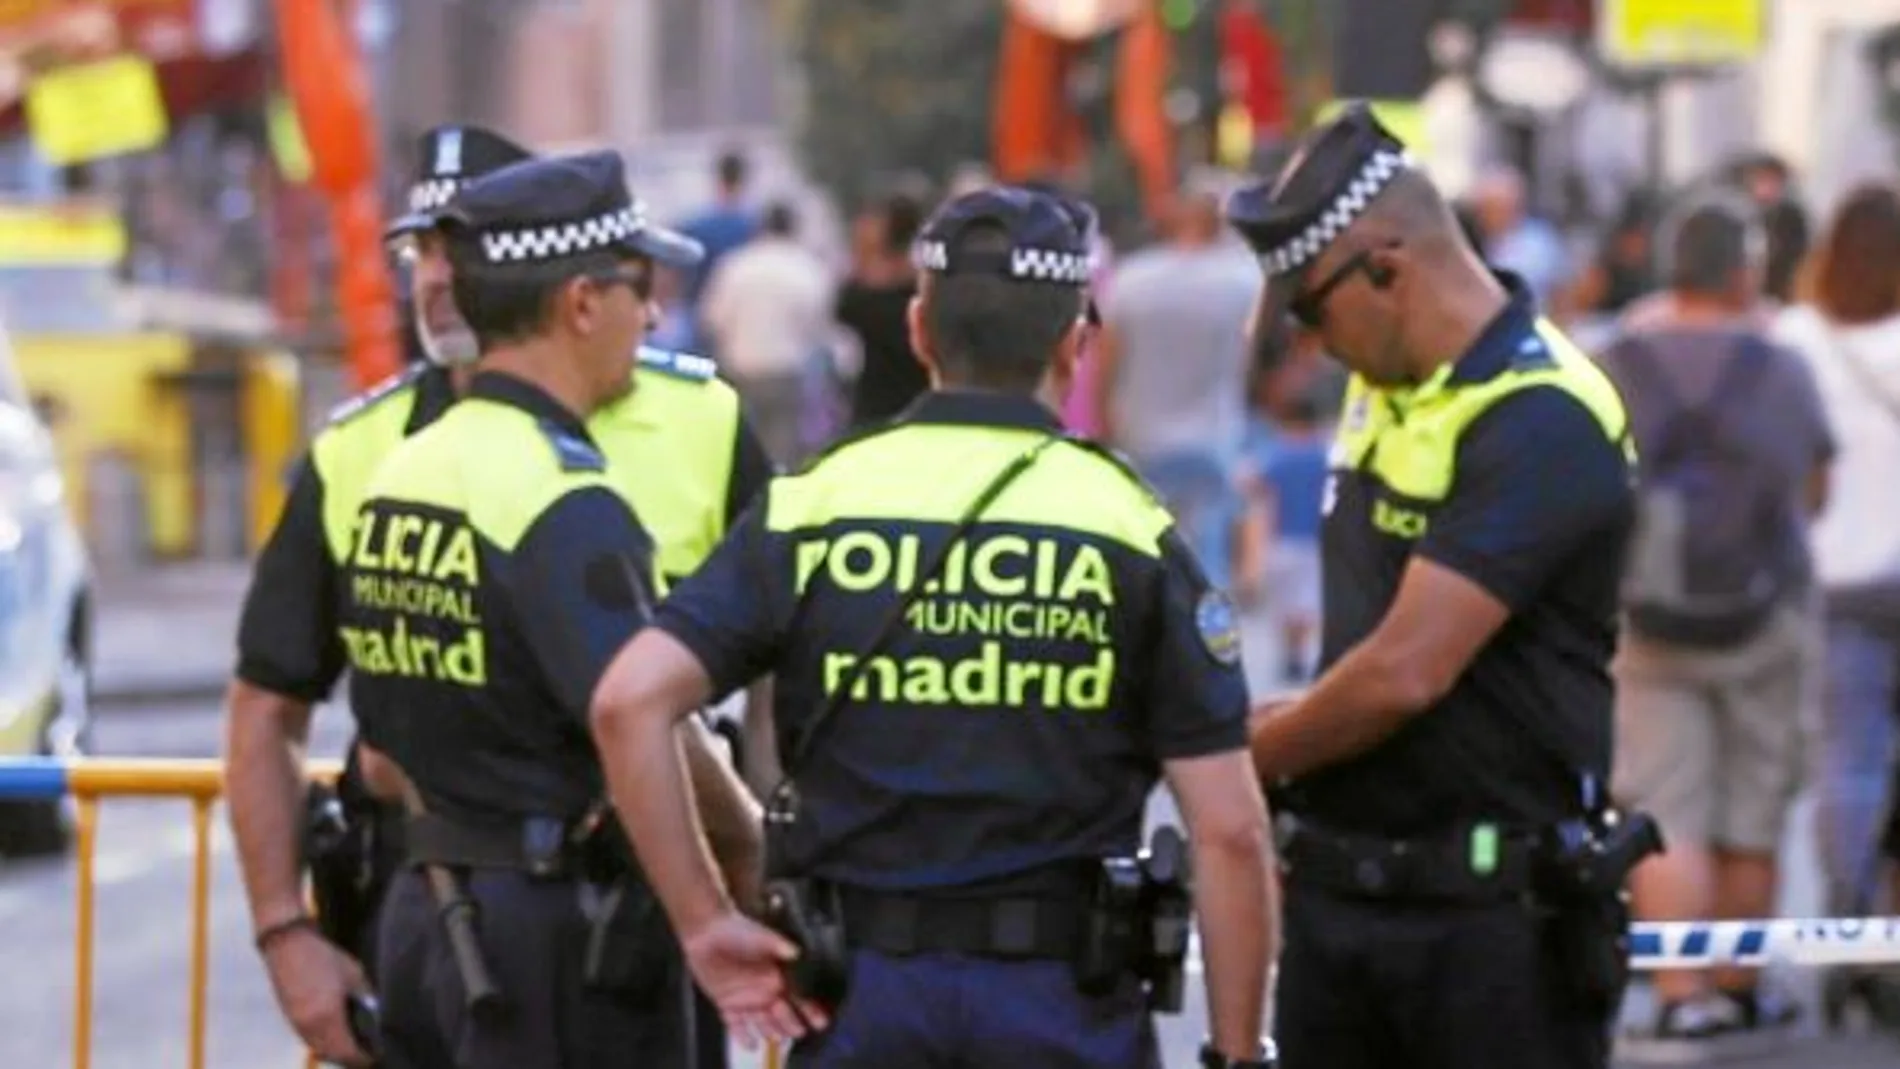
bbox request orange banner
[276,0,399,388]
[993,0,1175,222]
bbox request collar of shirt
[467,371,598,445]
[897,389,1067,434]
[405,363,459,436]
[1380,272,1540,420]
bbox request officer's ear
[1048,312,1084,393]
[559,274,606,337]
[1364,240,1407,294]
[906,292,940,383]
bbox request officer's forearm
[1191,826,1275,1057]
[602,709,733,934]
[1249,638,1437,781]
[592,633,732,935]
[222,680,316,930]
[679,717,765,912]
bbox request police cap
[1224,102,1415,278]
[913,185,1095,288]
[436,150,704,270]
[385,125,534,239]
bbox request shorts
[1611,602,1815,853]
[1264,538,1321,624]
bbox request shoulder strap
[763,433,1064,842]
[1827,325,1900,427]
[1702,332,1773,416]
[1601,334,1679,413]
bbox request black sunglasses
[1286,243,1395,328]
[587,264,655,302]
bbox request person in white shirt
[701,201,835,465]
[1771,182,1900,1029]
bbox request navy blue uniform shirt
[1288,280,1637,834]
[340,374,659,822]
[236,358,772,707]
[654,391,1250,891]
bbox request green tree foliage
[789,0,1006,210]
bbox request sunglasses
[586,264,655,302]
[1286,243,1396,328]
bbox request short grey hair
[1661,187,1766,295]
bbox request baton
[399,782,505,1019]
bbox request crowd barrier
[5,756,1900,1067]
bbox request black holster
[577,875,677,1002]
[1535,811,1665,1011]
[1075,826,1194,1013]
[762,877,851,1010]
[563,805,680,1003]
[304,764,406,973]
[303,782,375,960]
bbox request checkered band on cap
[915,240,949,272]
[913,240,1093,284]
[1261,149,1413,275]
[478,204,649,264]
[408,178,460,214]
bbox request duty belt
[837,885,1086,960]
[1275,813,1541,904]
[403,813,575,878]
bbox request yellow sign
[0,203,126,264]
[1599,0,1763,68]
[24,55,168,166]
[1314,99,1427,158]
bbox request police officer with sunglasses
[1226,104,1656,1069]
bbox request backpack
[1611,333,1787,648]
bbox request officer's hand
[682,911,829,1048]
[261,926,372,1067]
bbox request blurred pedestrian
[1235,337,1330,691]
[1094,175,1258,591]
[700,201,834,467]
[836,194,927,429]
[1470,163,1571,306]
[1556,187,1662,324]
[1599,189,1833,1048]
[1730,152,1810,306]
[1772,183,1900,1029]
[675,148,761,353]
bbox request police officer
[1225,105,1647,1069]
[226,127,768,1067]
[226,124,533,1065]
[590,186,1280,1068]
[335,150,743,1068]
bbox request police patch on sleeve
[1194,590,1242,667]
[537,420,606,472]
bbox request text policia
[339,506,488,685]
[800,527,1120,711]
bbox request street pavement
[2,697,1898,1067]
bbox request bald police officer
[1228,105,1651,1069]
[591,186,1280,1069]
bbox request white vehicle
[0,319,92,857]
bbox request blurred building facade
[368,0,802,222]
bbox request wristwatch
[1198,1038,1278,1068]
